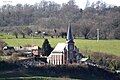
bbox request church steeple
[66,23,74,43]
[66,23,74,64]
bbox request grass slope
[1,37,120,56]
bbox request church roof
[66,23,73,42]
[52,43,66,53]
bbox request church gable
[47,43,66,65]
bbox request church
[47,24,80,65]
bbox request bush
[0,50,4,56]
[0,40,7,50]
[7,53,19,63]
[91,52,120,70]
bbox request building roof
[66,23,73,42]
[32,46,41,50]
[3,46,14,50]
[80,58,89,62]
[52,43,66,53]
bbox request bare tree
[13,30,18,38]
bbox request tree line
[0,0,120,39]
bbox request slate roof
[52,43,66,53]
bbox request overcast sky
[0,0,120,9]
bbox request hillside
[0,61,119,80]
[0,0,120,40]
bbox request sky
[0,0,120,9]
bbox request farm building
[14,46,41,57]
[47,24,80,65]
[32,46,41,56]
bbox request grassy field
[1,37,120,56]
[0,32,120,56]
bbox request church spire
[66,23,73,42]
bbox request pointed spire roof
[66,23,74,42]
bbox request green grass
[0,33,120,56]
[0,32,34,39]
[75,40,120,56]
[1,38,65,49]
[1,37,120,56]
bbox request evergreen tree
[42,39,53,56]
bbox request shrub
[0,40,7,50]
[0,50,4,56]
[91,52,120,70]
[8,53,19,63]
